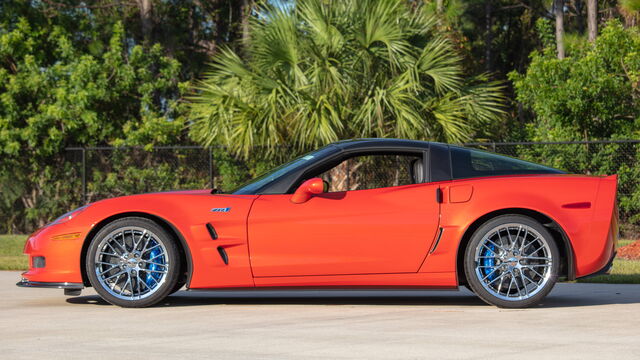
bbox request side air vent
[217,246,229,265]
[206,223,218,240]
[429,227,445,254]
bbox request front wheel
[86,217,181,308]
[464,215,560,308]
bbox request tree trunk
[575,0,585,34]
[587,0,597,42]
[137,0,153,44]
[240,0,253,49]
[436,0,444,14]
[554,0,565,59]
[485,0,493,71]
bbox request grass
[0,234,638,283]
[0,234,28,270]
[618,239,635,247]
[577,259,640,284]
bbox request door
[247,152,441,277]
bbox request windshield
[231,145,339,194]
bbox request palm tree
[620,0,640,27]
[188,0,507,158]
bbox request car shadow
[65,284,640,309]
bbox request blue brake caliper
[144,240,164,288]
[481,243,497,281]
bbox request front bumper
[16,279,84,290]
[21,225,87,284]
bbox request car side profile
[18,139,618,308]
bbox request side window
[318,153,424,192]
[450,146,561,179]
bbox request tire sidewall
[86,217,180,308]
[464,215,560,308]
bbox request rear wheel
[464,215,559,308]
[86,217,180,308]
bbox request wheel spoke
[507,227,515,250]
[487,272,507,286]
[127,273,134,298]
[110,273,122,291]
[524,265,545,278]
[134,229,147,251]
[110,235,127,253]
[506,275,514,296]
[98,266,118,276]
[99,251,119,258]
[141,260,167,267]
[147,274,160,287]
[485,239,506,252]
[514,226,523,251]
[523,256,551,261]
[140,232,151,254]
[526,263,551,267]
[480,267,500,282]
[519,228,529,252]
[522,271,539,288]
[147,253,164,262]
[524,242,544,256]
[481,244,499,256]
[104,270,126,282]
[515,273,523,297]
[519,272,529,296]
[141,268,167,275]
[97,261,117,266]
[497,274,505,293]
[143,243,161,254]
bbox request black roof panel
[333,138,431,151]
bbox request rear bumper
[16,279,84,290]
[577,251,616,279]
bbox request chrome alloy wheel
[473,223,553,301]
[94,227,169,301]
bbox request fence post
[81,148,87,204]
[209,147,214,189]
[492,142,496,152]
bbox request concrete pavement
[1,271,639,359]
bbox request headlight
[49,204,91,226]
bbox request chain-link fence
[66,146,215,204]
[66,140,640,232]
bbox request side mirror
[291,178,325,204]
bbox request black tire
[86,217,181,308]
[463,215,560,308]
[169,280,185,295]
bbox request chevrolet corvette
[17,139,618,308]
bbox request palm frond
[188,0,507,158]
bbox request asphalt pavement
[1,271,639,359]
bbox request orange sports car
[18,139,618,308]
